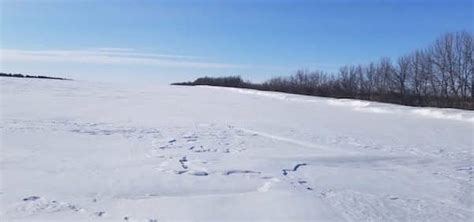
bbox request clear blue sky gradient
[1,0,472,83]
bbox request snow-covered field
[1,77,473,221]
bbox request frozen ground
[0,78,473,221]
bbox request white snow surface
[0,78,473,221]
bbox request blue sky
[1,0,472,83]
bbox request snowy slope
[0,78,473,221]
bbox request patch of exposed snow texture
[1,78,473,221]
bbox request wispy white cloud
[94,47,136,52]
[0,48,241,69]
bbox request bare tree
[174,31,473,110]
[394,55,411,101]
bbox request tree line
[173,31,473,110]
[0,72,72,81]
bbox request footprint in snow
[23,196,40,201]
[189,171,209,176]
[94,211,106,217]
[293,179,315,191]
[298,180,307,184]
[175,170,188,175]
[223,170,261,176]
[179,156,188,169]
[282,163,307,176]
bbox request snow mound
[200,86,474,123]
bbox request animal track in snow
[150,125,254,158]
[23,196,40,201]
[189,171,209,176]
[94,211,107,217]
[223,170,261,176]
[175,170,188,174]
[288,178,315,192]
[179,156,188,169]
[182,133,198,142]
[282,163,308,176]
